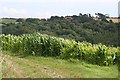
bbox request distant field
[0,18,16,23]
[94,17,120,23]
[106,18,120,23]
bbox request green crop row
[1,32,120,66]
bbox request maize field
[1,32,120,66]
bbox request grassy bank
[2,51,118,78]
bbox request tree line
[1,13,120,46]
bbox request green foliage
[1,14,119,47]
[16,18,25,22]
[1,33,119,66]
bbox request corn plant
[1,32,119,66]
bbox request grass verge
[2,51,118,78]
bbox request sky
[0,0,119,18]
[118,1,120,17]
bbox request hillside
[1,13,120,46]
[1,29,120,79]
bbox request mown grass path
[2,54,63,78]
[1,52,118,78]
[0,53,3,79]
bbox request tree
[79,13,82,16]
[101,18,109,23]
[109,20,113,23]
[95,13,106,19]
[16,18,24,22]
[26,18,40,23]
[105,14,109,18]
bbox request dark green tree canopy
[1,13,119,47]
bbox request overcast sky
[0,0,119,18]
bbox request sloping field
[1,51,118,78]
[106,18,120,23]
[94,17,120,23]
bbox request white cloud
[0,0,119,3]
[0,7,28,17]
[0,0,33,3]
[0,0,118,17]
